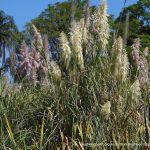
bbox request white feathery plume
[130,79,141,104]
[40,64,49,86]
[131,38,140,67]
[80,18,88,44]
[99,0,109,52]
[30,50,41,68]
[113,37,129,81]
[29,67,38,86]
[90,8,99,33]
[138,54,149,88]
[19,41,32,78]
[143,47,149,57]
[122,50,129,81]
[29,50,41,85]
[70,21,84,70]
[131,39,150,89]
[59,32,71,70]
[113,37,123,78]
[32,24,43,51]
[49,60,61,82]
[91,0,109,53]
[19,30,50,86]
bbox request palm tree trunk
[10,45,15,78]
[2,41,6,67]
[0,42,2,57]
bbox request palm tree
[0,10,17,67]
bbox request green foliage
[31,1,85,40]
[0,10,18,66]
[115,0,150,48]
[0,10,23,76]
[0,52,149,149]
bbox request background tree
[114,0,150,48]
[0,10,18,66]
[31,1,86,39]
[0,10,23,78]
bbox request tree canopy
[115,0,150,48]
[30,0,94,40]
[0,10,18,65]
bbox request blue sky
[0,0,138,31]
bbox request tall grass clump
[0,0,150,149]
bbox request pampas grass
[131,39,150,90]
[113,36,129,81]
[98,0,109,52]
[59,32,71,70]
[18,27,49,86]
[32,24,43,51]
[131,38,140,67]
[80,18,88,44]
[130,79,141,104]
[49,60,61,82]
[0,0,150,149]
[91,0,109,54]
[70,21,84,70]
